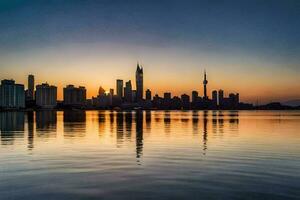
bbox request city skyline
[0,1,299,104]
[0,64,299,105]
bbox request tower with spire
[203,70,208,100]
[135,62,143,102]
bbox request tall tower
[116,79,123,98]
[28,74,35,100]
[135,62,143,102]
[203,70,208,100]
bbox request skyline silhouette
[0,64,299,110]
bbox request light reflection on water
[0,110,300,200]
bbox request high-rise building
[98,86,105,96]
[132,90,137,102]
[212,90,218,105]
[124,80,132,102]
[218,89,224,106]
[27,74,34,100]
[0,79,25,109]
[63,85,86,106]
[229,93,239,107]
[36,83,57,108]
[192,91,198,103]
[203,70,208,100]
[116,79,123,98]
[181,94,190,109]
[146,89,152,101]
[164,92,171,100]
[135,63,143,102]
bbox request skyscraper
[146,89,152,101]
[203,70,208,100]
[181,94,190,109]
[218,89,224,107]
[135,63,143,102]
[27,74,34,100]
[212,90,218,105]
[192,91,198,103]
[63,85,86,106]
[0,79,25,109]
[116,79,123,98]
[124,80,132,103]
[36,83,57,108]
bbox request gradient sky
[0,0,299,103]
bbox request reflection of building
[135,111,143,160]
[36,83,57,108]
[203,111,208,155]
[0,79,25,109]
[116,112,124,146]
[36,110,57,133]
[135,63,143,102]
[0,112,25,132]
[27,111,34,150]
[63,85,86,106]
[0,112,25,145]
[63,110,86,137]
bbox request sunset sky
[0,0,299,103]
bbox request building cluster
[0,63,252,110]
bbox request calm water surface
[0,110,299,200]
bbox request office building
[146,89,152,101]
[192,91,198,103]
[136,63,143,102]
[181,94,190,109]
[0,79,25,109]
[36,83,57,108]
[116,79,123,98]
[212,90,218,106]
[124,80,132,102]
[63,85,86,106]
[27,74,35,100]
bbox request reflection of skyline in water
[36,111,57,135]
[27,111,34,150]
[0,112,24,145]
[63,110,86,138]
[0,110,241,156]
[1,110,299,200]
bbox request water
[0,110,299,200]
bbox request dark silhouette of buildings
[135,63,143,102]
[10,64,300,110]
[35,83,57,109]
[116,79,123,98]
[146,89,151,101]
[181,94,190,110]
[63,85,86,107]
[0,79,25,109]
[27,74,35,101]
[203,70,208,100]
[124,80,133,103]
